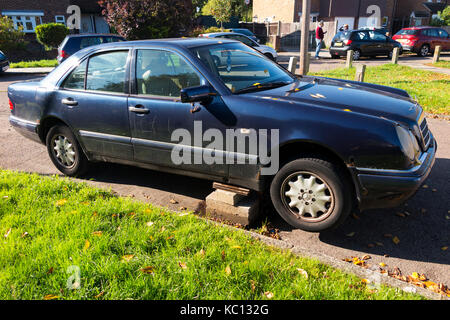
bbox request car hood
[247,76,421,125]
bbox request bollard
[288,56,298,74]
[355,64,366,82]
[346,50,353,69]
[433,45,441,64]
[391,47,399,64]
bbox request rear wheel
[352,49,361,60]
[46,125,89,177]
[270,156,353,232]
[418,44,430,57]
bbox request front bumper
[353,137,437,211]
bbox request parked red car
[392,27,450,57]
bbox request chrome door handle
[129,105,150,114]
[61,98,78,106]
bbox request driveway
[1,72,449,291]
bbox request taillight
[8,99,14,110]
[60,50,68,58]
[344,39,352,45]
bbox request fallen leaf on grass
[178,262,187,269]
[121,255,134,262]
[94,291,104,299]
[297,268,308,279]
[361,255,371,260]
[379,262,386,267]
[55,199,67,207]
[392,236,400,245]
[21,232,29,238]
[3,228,11,238]
[146,221,154,227]
[92,231,102,237]
[43,294,59,300]
[83,240,90,251]
[169,199,178,204]
[442,246,448,251]
[361,279,371,284]
[47,267,54,274]
[264,291,274,299]
[140,266,154,274]
[225,265,231,275]
[250,280,256,292]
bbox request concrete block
[206,189,245,206]
[205,192,261,226]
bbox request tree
[202,0,232,29]
[0,16,26,53]
[98,0,194,40]
[202,0,252,26]
[35,23,69,50]
[439,6,450,26]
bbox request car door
[128,48,223,175]
[428,28,440,50]
[368,31,389,55]
[437,29,450,51]
[352,31,372,55]
[55,49,133,160]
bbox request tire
[418,44,430,57]
[270,156,353,232]
[352,49,361,60]
[46,125,89,177]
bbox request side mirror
[180,85,214,104]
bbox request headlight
[396,125,420,161]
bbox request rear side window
[352,31,369,41]
[438,29,449,38]
[333,31,351,41]
[86,51,129,93]
[62,60,87,90]
[395,29,417,36]
[80,37,102,49]
[368,31,386,41]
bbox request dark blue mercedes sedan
[8,38,436,232]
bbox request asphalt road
[1,72,449,290]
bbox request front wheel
[270,157,353,232]
[352,49,361,60]
[46,125,89,177]
[418,44,430,57]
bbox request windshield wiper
[234,81,293,94]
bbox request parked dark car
[392,27,450,57]
[57,34,125,64]
[228,28,259,42]
[329,29,403,60]
[8,39,436,232]
[0,50,10,73]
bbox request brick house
[253,0,448,34]
[0,0,109,37]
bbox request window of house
[55,15,66,25]
[1,11,43,33]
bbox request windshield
[395,29,418,36]
[190,42,294,93]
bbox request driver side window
[136,49,201,97]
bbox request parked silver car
[199,32,278,61]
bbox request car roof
[203,32,250,37]
[399,26,436,30]
[76,37,237,50]
[66,33,124,38]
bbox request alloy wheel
[52,135,76,168]
[280,171,335,222]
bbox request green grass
[10,59,58,69]
[429,60,450,69]
[310,64,450,115]
[0,170,423,300]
